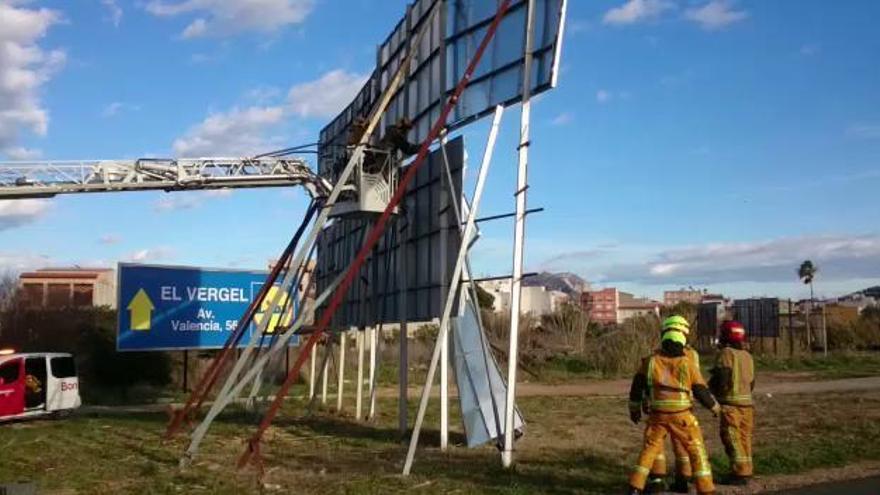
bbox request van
[0,351,82,422]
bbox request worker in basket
[627,327,721,495]
[709,320,755,486]
[645,315,707,493]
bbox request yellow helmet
[662,315,690,335]
[661,329,687,346]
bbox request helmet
[662,315,690,335]
[720,320,746,344]
[661,330,687,346]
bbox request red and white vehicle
[0,350,81,422]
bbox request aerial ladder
[0,156,330,200]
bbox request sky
[0,0,878,301]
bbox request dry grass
[2,386,880,494]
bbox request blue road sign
[117,263,299,351]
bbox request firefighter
[646,315,705,493]
[628,329,721,495]
[709,320,755,485]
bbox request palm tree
[798,260,818,347]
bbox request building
[581,288,660,325]
[618,293,662,321]
[664,289,704,307]
[701,293,726,305]
[581,288,619,325]
[19,268,116,309]
[477,280,567,316]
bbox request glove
[711,403,721,417]
[630,408,641,424]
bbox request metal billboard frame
[318,0,566,182]
[314,137,464,328]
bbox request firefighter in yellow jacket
[647,315,706,493]
[709,320,755,485]
[628,329,721,495]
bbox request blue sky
[0,0,878,301]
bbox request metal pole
[788,299,794,357]
[337,331,346,411]
[440,319,449,451]
[183,270,346,465]
[356,328,365,420]
[403,105,504,476]
[369,325,378,420]
[322,342,330,405]
[398,215,410,436]
[502,0,537,470]
[822,304,828,357]
[309,342,316,399]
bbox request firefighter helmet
[662,315,690,335]
[720,320,746,344]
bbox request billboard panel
[732,298,780,338]
[314,137,464,328]
[318,0,566,182]
[117,263,298,351]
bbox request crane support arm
[0,157,331,200]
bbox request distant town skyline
[0,1,878,302]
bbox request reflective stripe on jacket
[644,353,694,413]
[715,347,754,406]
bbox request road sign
[117,263,298,352]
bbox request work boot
[728,475,749,486]
[645,477,667,494]
[670,476,689,493]
[626,486,643,495]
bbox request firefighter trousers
[630,411,715,494]
[720,405,754,477]
[650,434,692,479]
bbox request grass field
[754,352,880,380]
[3,384,880,494]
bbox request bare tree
[0,270,19,312]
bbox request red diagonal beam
[164,201,318,439]
[236,0,514,469]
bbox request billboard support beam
[337,332,347,411]
[502,0,538,470]
[403,105,504,475]
[322,343,330,405]
[356,328,365,420]
[398,214,410,436]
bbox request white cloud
[125,247,176,263]
[598,234,880,285]
[550,112,574,126]
[0,199,49,230]
[172,105,285,157]
[3,146,42,160]
[596,90,611,103]
[603,0,675,26]
[684,0,748,31]
[171,69,364,157]
[99,233,122,245]
[101,101,140,118]
[101,0,123,27]
[848,124,880,140]
[287,69,367,119]
[0,3,65,157]
[0,251,51,271]
[153,189,233,211]
[144,0,315,39]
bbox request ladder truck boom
[0,157,330,200]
